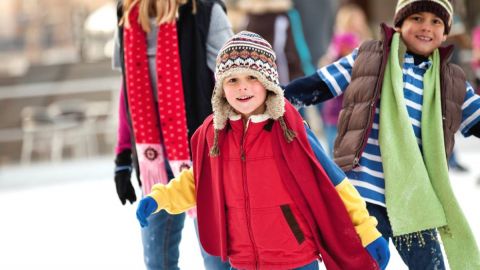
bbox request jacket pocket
[280,204,305,245]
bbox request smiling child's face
[222,73,267,120]
[397,12,447,57]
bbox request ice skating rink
[1,135,479,269]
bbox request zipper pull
[240,147,245,161]
[353,157,360,167]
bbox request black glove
[114,149,137,205]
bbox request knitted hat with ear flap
[394,0,453,34]
[210,31,295,156]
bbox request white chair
[83,100,113,156]
[47,99,89,162]
[20,106,56,164]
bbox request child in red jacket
[136,31,389,270]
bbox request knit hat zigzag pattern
[215,32,279,85]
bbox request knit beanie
[212,31,286,130]
[394,0,453,34]
[210,31,294,156]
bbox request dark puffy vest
[334,24,466,171]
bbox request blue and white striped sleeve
[460,81,480,137]
[317,48,358,97]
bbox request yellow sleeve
[335,178,382,246]
[148,167,196,215]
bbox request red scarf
[124,5,191,195]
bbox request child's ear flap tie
[278,116,296,143]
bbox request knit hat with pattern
[209,31,295,156]
[212,31,285,130]
[394,0,453,34]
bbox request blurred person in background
[293,0,337,66]
[112,0,232,269]
[236,0,316,119]
[236,0,316,84]
[472,24,480,91]
[317,3,372,157]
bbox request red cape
[191,100,378,270]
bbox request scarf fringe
[135,144,169,194]
[139,161,169,195]
[439,225,452,237]
[393,229,440,252]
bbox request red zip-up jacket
[192,101,378,270]
[222,115,318,269]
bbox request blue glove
[136,196,158,228]
[366,237,390,270]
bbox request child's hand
[365,236,390,270]
[136,196,158,227]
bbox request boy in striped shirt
[285,0,480,269]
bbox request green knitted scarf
[379,32,480,269]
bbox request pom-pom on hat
[393,0,453,34]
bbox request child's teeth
[418,36,431,41]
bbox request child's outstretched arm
[305,125,380,245]
[305,125,390,269]
[460,81,480,138]
[136,168,196,227]
[149,168,196,214]
[284,72,334,106]
[284,48,358,107]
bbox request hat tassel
[209,129,220,157]
[279,117,296,143]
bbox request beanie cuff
[394,1,452,34]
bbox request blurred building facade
[0,0,118,166]
[0,0,113,73]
